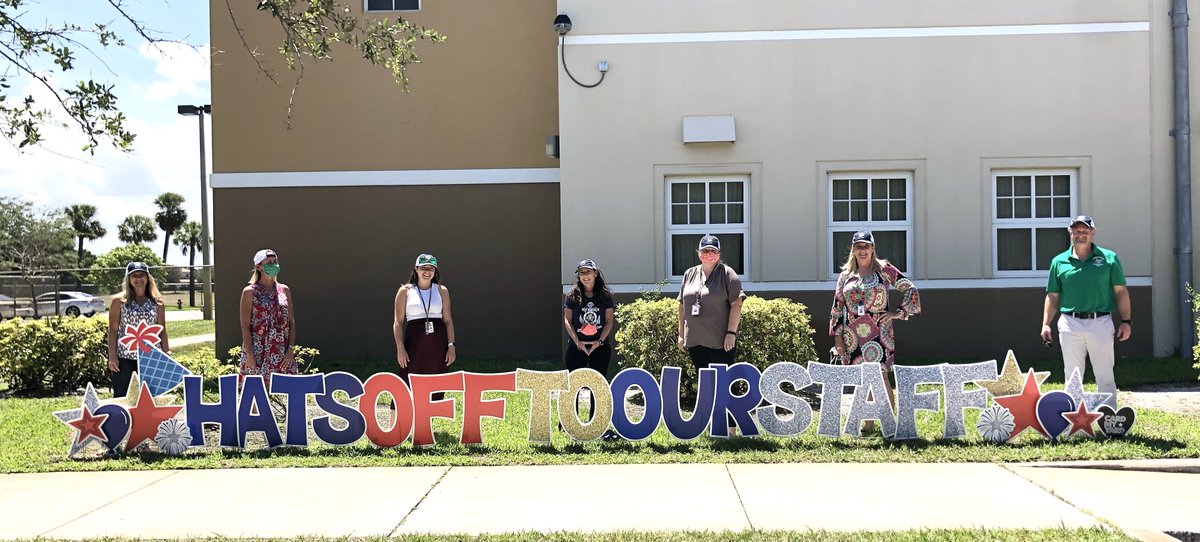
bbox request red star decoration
[125,384,182,452]
[68,407,109,445]
[1062,401,1103,438]
[992,369,1048,440]
[119,321,163,354]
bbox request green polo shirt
[1046,244,1126,313]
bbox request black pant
[565,342,612,421]
[112,357,138,398]
[687,346,737,428]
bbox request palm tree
[153,193,187,263]
[63,204,106,288]
[173,221,204,307]
[118,214,157,244]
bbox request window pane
[833,202,849,222]
[719,234,745,275]
[671,234,703,276]
[889,201,906,221]
[997,228,1032,270]
[728,204,744,224]
[395,0,419,8]
[996,177,1013,197]
[1014,176,1031,197]
[689,204,705,224]
[671,205,688,225]
[710,204,726,224]
[727,182,744,202]
[367,0,393,9]
[671,183,688,203]
[873,231,908,272]
[872,201,888,220]
[1035,198,1051,218]
[833,179,849,200]
[850,179,867,199]
[997,199,1013,219]
[872,178,888,199]
[1035,176,1051,196]
[1014,198,1031,218]
[850,201,868,221]
[890,179,906,198]
[688,183,705,203]
[710,183,726,203]
[1053,175,1070,195]
[1052,197,1070,217]
[832,231,855,274]
[1035,228,1069,270]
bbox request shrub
[0,316,109,394]
[90,244,166,294]
[614,295,817,400]
[1192,286,1200,379]
[226,345,321,375]
[174,345,237,385]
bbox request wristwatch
[447,342,456,347]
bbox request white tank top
[405,285,443,320]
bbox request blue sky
[0,0,212,264]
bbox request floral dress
[829,263,921,369]
[240,283,294,376]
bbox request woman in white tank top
[393,254,457,396]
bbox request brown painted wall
[213,183,562,363]
[208,0,560,173]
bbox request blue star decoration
[1062,367,1114,411]
[137,345,191,397]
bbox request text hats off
[1069,215,1095,229]
[125,261,150,277]
[253,249,277,265]
[697,234,721,251]
[415,254,438,267]
[576,258,598,271]
[851,230,876,245]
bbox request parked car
[0,294,15,321]
[34,292,106,317]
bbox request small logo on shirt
[1091,256,1105,267]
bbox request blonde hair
[839,247,889,276]
[248,268,261,284]
[120,271,163,304]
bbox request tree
[89,244,165,295]
[117,215,157,244]
[173,221,204,307]
[63,204,106,288]
[1,0,444,153]
[153,193,187,264]
[0,199,74,317]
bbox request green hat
[415,254,438,267]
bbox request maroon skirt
[400,318,448,384]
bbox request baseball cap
[415,254,438,267]
[125,261,150,276]
[697,234,720,251]
[851,231,875,245]
[253,249,277,265]
[576,258,598,271]
[1069,215,1095,229]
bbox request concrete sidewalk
[2,460,1197,539]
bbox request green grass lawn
[164,318,214,339]
[34,530,1136,541]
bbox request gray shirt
[678,263,746,349]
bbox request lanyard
[419,285,433,319]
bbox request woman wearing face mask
[107,262,169,398]
[830,230,921,434]
[239,249,297,379]
[562,258,618,440]
[394,254,456,396]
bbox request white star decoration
[52,383,104,457]
[1062,368,1113,411]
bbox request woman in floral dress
[830,231,921,432]
[239,249,296,381]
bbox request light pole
[177,104,213,321]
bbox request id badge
[856,305,865,317]
[425,320,435,335]
[691,302,701,316]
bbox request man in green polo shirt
[1039,215,1131,409]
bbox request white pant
[1058,314,1118,408]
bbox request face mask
[262,263,280,277]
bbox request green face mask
[262,263,280,277]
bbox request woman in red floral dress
[239,249,296,380]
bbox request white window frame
[990,169,1077,277]
[665,176,750,280]
[364,0,420,12]
[827,172,914,279]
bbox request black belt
[1067,311,1109,319]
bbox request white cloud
[140,42,210,102]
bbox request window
[992,170,1075,274]
[366,0,419,11]
[828,173,913,275]
[666,177,748,277]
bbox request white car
[34,292,106,317]
[0,294,15,320]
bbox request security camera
[553,13,572,36]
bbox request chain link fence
[0,264,214,319]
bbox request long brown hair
[567,268,611,305]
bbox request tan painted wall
[209,0,559,173]
[212,183,563,361]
